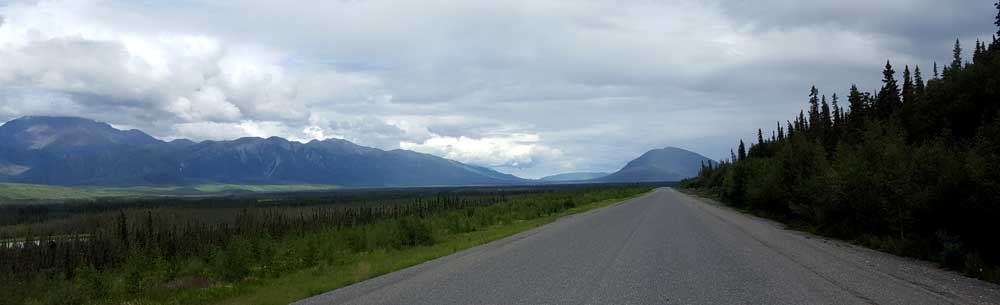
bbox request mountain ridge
[0,116,525,187]
[538,172,609,182]
[594,146,714,183]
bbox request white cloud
[401,134,562,168]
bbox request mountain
[595,147,714,183]
[538,172,608,182]
[0,116,525,186]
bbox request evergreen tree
[878,61,901,117]
[808,86,820,131]
[798,110,808,130]
[730,149,737,163]
[832,93,842,129]
[820,95,832,131]
[975,40,985,63]
[737,140,747,161]
[934,62,939,79]
[951,39,963,71]
[777,122,785,140]
[914,65,925,96]
[902,65,914,105]
[848,84,865,118]
[996,0,1000,37]
[757,128,765,145]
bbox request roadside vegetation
[0,183,341,203]
[682,3,1000,284]
[0,184,651,305]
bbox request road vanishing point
[294,188,1000,305]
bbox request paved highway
[294,188,1000,305]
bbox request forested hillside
[682,3,1000,283]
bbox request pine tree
[914,65,925,96]
[996,0,1000,37]
[902,65,914,105]
[737,140,747,161]
[730,149,737,163]
[798,110,808,130]
[832,93,842,129]
[757,128,765,145]
[933,62,939,79]
[951,39,963,71]
[878,60,901,117]
[820,95,832,131]
[848,84,865,118]
[808,86,820,131]
[777,122,785,140]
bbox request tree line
[683,2,1000,284]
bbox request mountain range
[0,116,715,187]
[0,116,521,186]
[538,172,609,182]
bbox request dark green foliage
[878,61,901,118]
[683,12,1000,284]
[914,65,925,96]
[808,86,820,130]
[0,185,650,305]
[952,39,963,71]
[737,140,747,161]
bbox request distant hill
[538,172,608,182]
[0,116,525,187]
[595,147,714,183]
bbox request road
[293,188,1000,305]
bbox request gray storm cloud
[0,0,994,178]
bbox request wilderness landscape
[2,1,1000,305]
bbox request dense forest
[683,3,1000,283]
[0,185,652,305]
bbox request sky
[0,0,995,178]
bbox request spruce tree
[758,129,765,145]
[902,65,914,105]
[951,39,963,71]
[974,40,986,63]
[933,62,939,79]
[820,95,832,131]
[737,140,747,161]
[848,84,865,118]
[808,86,820,131]
[914,65,925,96]
[996,0,1000,37]
[832,93,842,129]
[878,61,901,117]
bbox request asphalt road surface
[294,188,1000,305]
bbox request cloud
[401,134,562,169]
[0,0,996,178]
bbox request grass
[150,190,647,305]
[0,183,339,203]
